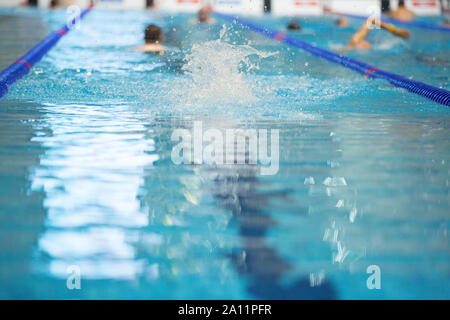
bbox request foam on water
[169,25,277,108]
[376,37,408,50]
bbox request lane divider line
[0,4,94,99]
[213,12,450,107]
[275,33,287,41]
[14,60,32,70]
[57,29,68,36]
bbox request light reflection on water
[29,103,156,282]
[0,8,448,299]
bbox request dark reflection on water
[139,117,337,299]
[0,13,47,70]
[0,100,49,299]
[0,17,49,298]
[211,166,336,299]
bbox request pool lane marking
[0,5,94,99]
[364,67,379,78]
[14,60,32,70]
[324,7,450,33]
[213,12,450,107]
[275,33,287,41]
[57,29,68,36]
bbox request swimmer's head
[145,24,163,44]
[287,21,302,31]
[198,7,211,23]
[336,17,349,27]
[398,0,405,7]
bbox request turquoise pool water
[0,8,449,299]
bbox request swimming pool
[0,7,449,299]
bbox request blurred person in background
[336,17,349,27]
[286,21,302,31]
[388,0,415,21]
[146,0,156,9]
[23,0,37,6]
[49,0,75,8]
[381,0,391,12]
[191,6,216,24]
[135,24,166,54]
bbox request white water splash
[376,37,407,50]
[172,25,277,107]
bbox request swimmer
[190,6,216,24]
[135,24,166,54]
[387,0,415,22]
[336,17,349,28]
[440,19,450,28]
[287,21,302,31]
[146,0,156,9]
[50,0,75,7]
[343,17,409,51]
[415,55,450,66]
[49,0,59,8]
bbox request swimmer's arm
[378,20,410,39]
[347,19,371,47]
[134,45,147,51]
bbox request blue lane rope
[324,8,450,33]
[213,12,450,107]
[0,5,94,99]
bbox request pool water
[0,8,449,299]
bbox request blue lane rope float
[0,4,94,99]
[324,7,450,33]
[213,12,450,107]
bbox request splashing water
[376,37,408,50]
[172,25,277,108]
